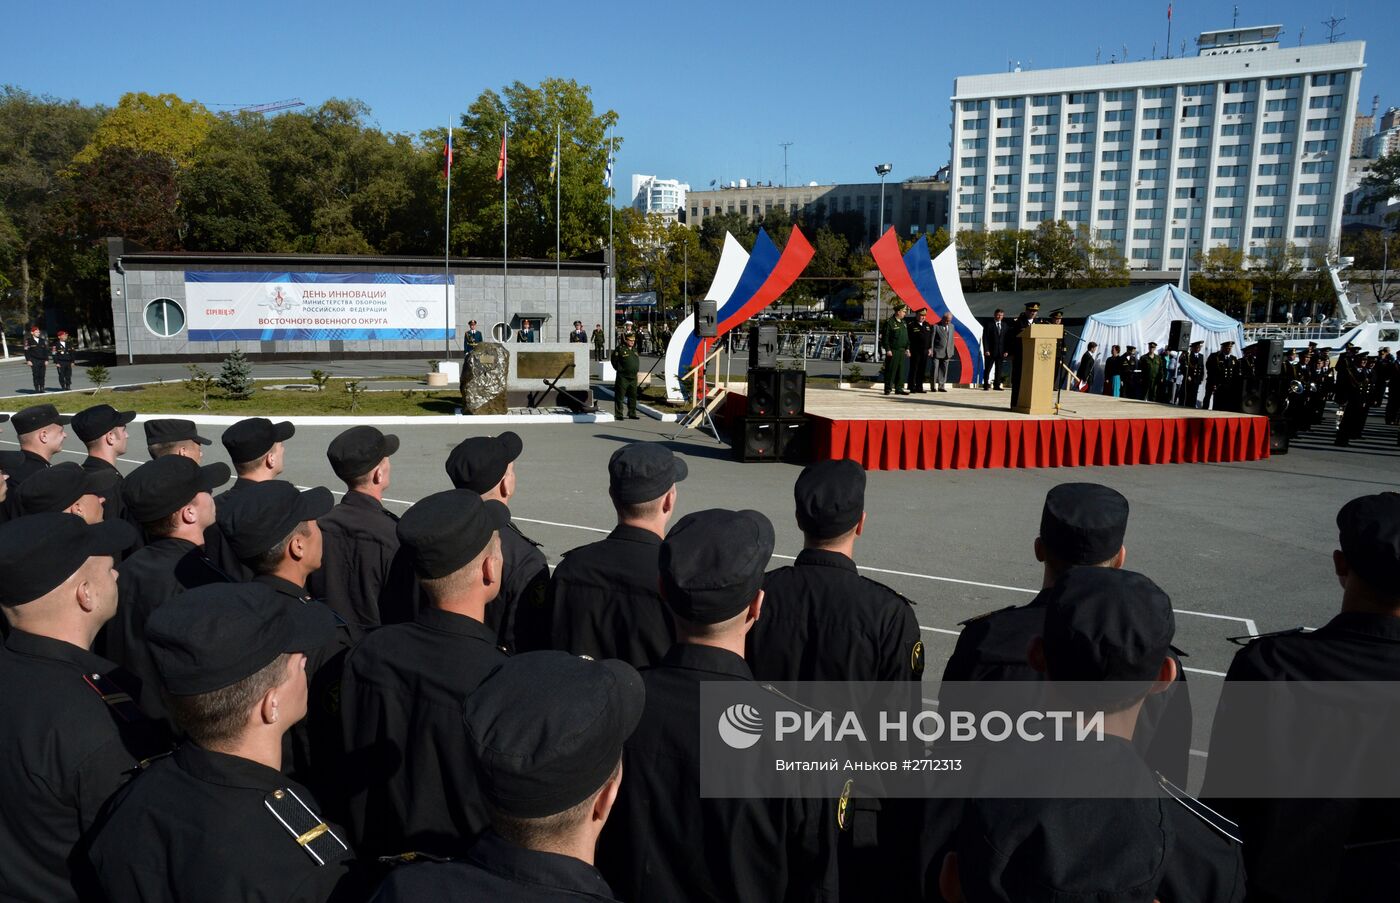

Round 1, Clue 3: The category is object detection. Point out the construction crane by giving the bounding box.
[234,98,305,114]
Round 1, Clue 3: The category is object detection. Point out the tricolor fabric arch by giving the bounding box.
[870,229,984,386]
[664,226,815,400]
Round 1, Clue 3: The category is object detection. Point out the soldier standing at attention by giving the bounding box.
[73,405,137,531]
[906,308,932,393]
[597,508,838,903]
[1006,301,1040,407]
[51,331,76,390]
[0,513,168,903]
[24,324,48,393]
[592,322,606,361]
[340,490,510,857]
[372,651,643,902]
[1205,340,1239,411]
[611,332,640,420]
[311,426,418,632]
[445,432,549,653]
[569,320,588,343]
[86,582,368,902]
[549,443,686,667]
[5,404,69,495]
[882,303,910,396]
[1182,340,1206,408]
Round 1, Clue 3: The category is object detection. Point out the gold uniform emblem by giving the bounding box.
[837,779,853,831]
[911,640,925,675]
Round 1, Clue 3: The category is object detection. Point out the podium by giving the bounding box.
[1013,323,1064,415]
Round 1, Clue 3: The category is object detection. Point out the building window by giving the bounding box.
[1032,113,1059,127]
[1138,167,1167,180]
[1215,165,1246,178]
[1262,120,1295,134]
[1214,185,1247,198]
[1224,80,1258,94]
[144,298,185,338]
[1105,109,1135,122]
[1181,104,1212,118]
[1142,86,1175,100]
[1265,98,1298,112]
[1102,131,1130,144]
[1210,226,1241,240]
[1310,73,1345,88]
[1221,122,1254,136]
[1137,187,1167,200]
[1142,106,1171,120]
[1066,132,1094,144]
[1266,76,1301,90]
[1255,183,1288,197]
[1253,204,1286,218]
[1299,182,1333,196]
[1139,147,1170,161]
[996,116,1024,128]
[1212,206,1243,219]
[1309,95,1343,110]
[1303,139,1338,153]
[1177,165,1207,179]
[1252,226,1285,239]
[1177,145,1208,159]
[1306,117,1340,132]
[1301,160,1335,174]
[1065,151,1093,163]
[1222,101,1255,115]
[1294,225,1328,238]
[1141,127,1168,140]
[1261,141,1295,156]
[1100,168,1129,181]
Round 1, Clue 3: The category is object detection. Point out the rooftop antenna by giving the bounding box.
[1096,46,1102,64]
[1322,15,1345,43]
[1372,94,1381,135]
[778,141,793,187]
[1122,44,1129,63]
[1181,39,1187,57]
[1232,5,1239,28]
[1298,25,1305,45]
[1153,40,1158,59]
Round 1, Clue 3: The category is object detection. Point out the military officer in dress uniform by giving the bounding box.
[939,568,1244,903]
[1203,492,1400,902]
[310,426,418,633]
[373,651,643,902]
[1006,301,1040,407]
[591,323,606,362]
[217,481,351,808]
[882,303,910,396]
[1205,340,1239,411]
[445,432,549,653]
[5,404,69,497]
[906,308,932,393]
[597,508,838,903]
[73,404,137,530]
[0,513,168,903]
[13,462,115,523]
[940,482,1192,785]
[610,332,640,419]
[100,456,232,724]
[569,320,588,343]
[86,582,370,903]
[1181,340,1206,408]
[549,443,685,667]
[23,324,48,392]
[340,489,510,858]
[51,330,75,390]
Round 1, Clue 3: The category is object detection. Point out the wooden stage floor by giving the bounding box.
[799,386,1239,423]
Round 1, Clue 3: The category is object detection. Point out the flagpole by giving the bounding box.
[503,124,509,338]
[444,119,452,357]
[607,122,615,351]
[555,120,562,342]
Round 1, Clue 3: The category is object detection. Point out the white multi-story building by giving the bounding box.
[630,175,690,218]
[950,25,1365,270]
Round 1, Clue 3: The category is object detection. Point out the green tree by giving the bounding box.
[1341,228,1400,307]
[1251,238,1302,322]
[72,92,215,167]
[1360,151,1400,226]
[953,229,990,290]
[0,86,105,322]
[926,226,951,259]
[217,348,255,400]
[1025,221,1080,288]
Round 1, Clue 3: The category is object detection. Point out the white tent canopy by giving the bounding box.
[1072,285,1245,392]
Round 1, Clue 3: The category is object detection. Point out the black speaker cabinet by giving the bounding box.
[1242,378,1287,417]
[746,368,780,416]
[733,417,779,462]
[732,416,809,463]
[775,417,811,464]
[1168,320,1192,354]
[748,324,778,369]
[1268,417,1290,454]
[1248,339,1285,376]
[694,300,718,338]
[777,370,806,417]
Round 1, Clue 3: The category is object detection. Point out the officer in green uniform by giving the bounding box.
[592,324,606,362]
[882,304,910,396]
[611,333,640,420]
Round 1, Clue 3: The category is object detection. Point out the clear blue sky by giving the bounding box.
[6,0,1395,198]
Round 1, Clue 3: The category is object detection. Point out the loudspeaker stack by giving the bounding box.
[735,328,809,462]
[694,301,718,338]
[1168,320,1192,354]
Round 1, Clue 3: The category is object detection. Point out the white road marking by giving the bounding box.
[920,626,962,637]
[1182,667,1228,677]
[1189,749,1210,758]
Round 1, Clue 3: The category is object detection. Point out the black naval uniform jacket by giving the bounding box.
[1203,612,1400,903]
[209,478,259,581]
[940,591,1193,786]
[79,456,135,534]
[749,548,922,682]
[488,519,550,653]
[309,490,419,635]
[339,606,507,857]
[548,523,674,668]
[253,575,356,810]
[4,448,51,494]
[0,630,171,903]
[87,743,365,903]
[100,537,231,723]
[371,831,620,902]
[597,644,838,903]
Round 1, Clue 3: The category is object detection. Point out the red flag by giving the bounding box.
[495,132,506,181]
[1167,3,1172,19]
[442,134,453,179]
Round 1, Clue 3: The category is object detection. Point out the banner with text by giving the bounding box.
[185,272,454,341]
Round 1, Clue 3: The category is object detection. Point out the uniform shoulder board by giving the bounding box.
[863,576,916,607]
[378,851,453,867]
[264,787,351,866]
[508,522,543,549]
[82,672,147,724]
[1156,773,1242,845]
[1227,627,1306,647]
[758,683,821,715]
[957,605,1017,627]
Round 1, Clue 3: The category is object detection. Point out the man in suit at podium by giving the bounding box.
[1006,302,1040,408]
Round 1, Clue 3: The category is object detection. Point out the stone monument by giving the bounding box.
[460,341,509,415]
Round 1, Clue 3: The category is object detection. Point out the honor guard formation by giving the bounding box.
[1,398,1398,902]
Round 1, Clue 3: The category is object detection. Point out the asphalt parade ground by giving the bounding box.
[5,359,1399,790]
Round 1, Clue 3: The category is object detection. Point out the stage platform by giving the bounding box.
[725,386,1271,471]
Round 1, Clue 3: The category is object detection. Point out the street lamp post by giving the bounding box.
[874,163,892,355]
